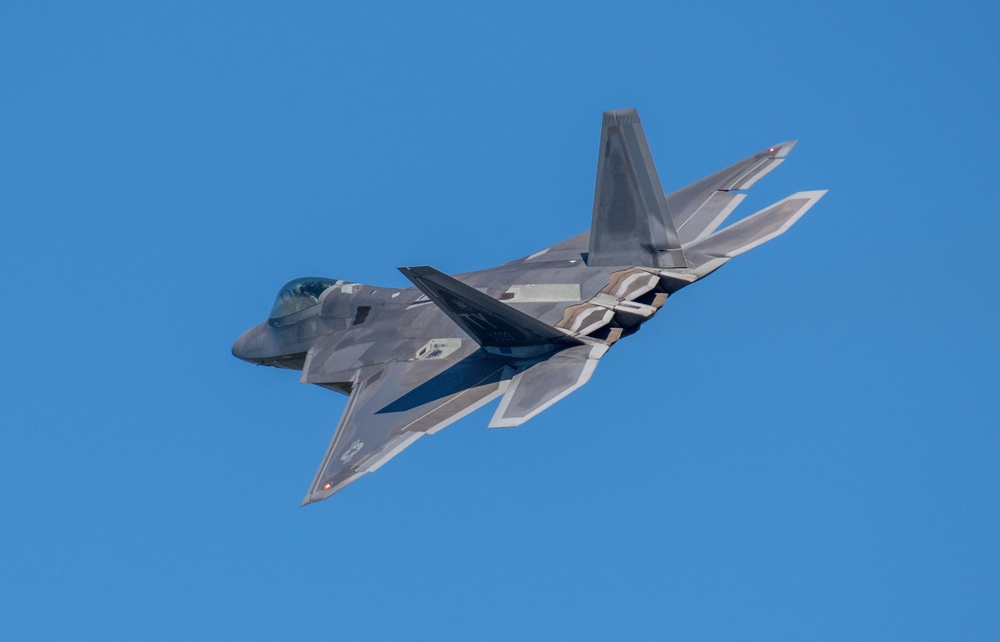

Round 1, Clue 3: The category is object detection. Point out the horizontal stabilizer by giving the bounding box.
[398,266,582,353]
[683,190,826,261]
[489,344,606,428]
[667,141,797,245]
[588,109,686,269]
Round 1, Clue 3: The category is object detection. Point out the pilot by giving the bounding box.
[298,281,328,303]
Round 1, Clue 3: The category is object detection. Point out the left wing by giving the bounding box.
[303,354,510,505]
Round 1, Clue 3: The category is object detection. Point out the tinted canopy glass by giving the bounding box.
[269,277,338,321]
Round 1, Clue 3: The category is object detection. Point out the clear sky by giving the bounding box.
[2,2,998,639]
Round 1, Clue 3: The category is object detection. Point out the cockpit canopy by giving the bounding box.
[268,277,339,325]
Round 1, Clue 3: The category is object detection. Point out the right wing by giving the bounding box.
[303,355,511,505]
[682,190,827,263]
[667,140,797,245]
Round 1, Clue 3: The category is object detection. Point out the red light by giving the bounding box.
[323,483,332,490]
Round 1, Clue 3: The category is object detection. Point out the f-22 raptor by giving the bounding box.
[232,109,825,505]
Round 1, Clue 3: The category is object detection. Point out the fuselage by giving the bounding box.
[231,230,688,392]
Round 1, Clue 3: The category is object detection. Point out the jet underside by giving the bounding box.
[232,109,825,505]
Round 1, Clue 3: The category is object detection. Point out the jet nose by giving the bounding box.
[232,324,265,362]
[232,329,251,361]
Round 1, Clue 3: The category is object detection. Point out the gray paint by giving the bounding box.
[232,109,826,505]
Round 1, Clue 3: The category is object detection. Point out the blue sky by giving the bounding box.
[2,2,998,639]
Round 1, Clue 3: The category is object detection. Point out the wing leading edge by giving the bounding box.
[303,356,510,504]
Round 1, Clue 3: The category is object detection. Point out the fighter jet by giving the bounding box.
[232,109,825,505]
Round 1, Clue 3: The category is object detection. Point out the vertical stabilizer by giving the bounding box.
[588,109,686,269]
[398,266,582,356]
